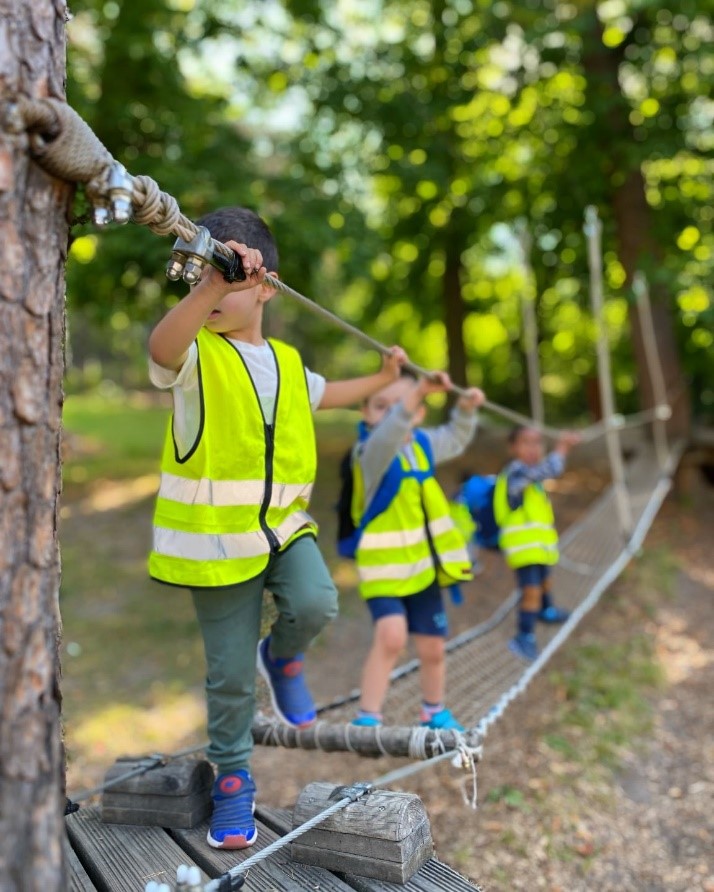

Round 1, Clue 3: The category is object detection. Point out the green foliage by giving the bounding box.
[64,0,713,419]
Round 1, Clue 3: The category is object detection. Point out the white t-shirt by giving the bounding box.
[149,339,326,457]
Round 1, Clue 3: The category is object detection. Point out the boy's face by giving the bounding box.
[202,280,276,336]
[363,378,425,429]
[510,427,543,465]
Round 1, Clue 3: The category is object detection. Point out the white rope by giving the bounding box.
[515,220,545,426]
[633,272,670,469]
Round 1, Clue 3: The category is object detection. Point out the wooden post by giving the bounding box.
[516,221,545,426]
[583,206,633,537]
[291,782,433,884]
[632,272,670,469]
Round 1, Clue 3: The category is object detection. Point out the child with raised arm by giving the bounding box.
[349,370,485,731]
[493,425,581,662]
[147,206,407,851]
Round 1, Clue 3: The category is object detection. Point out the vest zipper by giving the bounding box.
[261,422,280,553]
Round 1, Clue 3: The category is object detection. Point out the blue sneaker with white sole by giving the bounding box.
[538,605,570,624]
[257,636,316,728]
[207,770,257,850]
[508,632,539,662]
[420,708,464,732]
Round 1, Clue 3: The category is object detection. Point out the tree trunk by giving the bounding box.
[581,9,691,436]
[442,237,468,392]
[0,1,72,888]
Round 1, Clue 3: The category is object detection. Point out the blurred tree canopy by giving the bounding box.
[65,0,713,422]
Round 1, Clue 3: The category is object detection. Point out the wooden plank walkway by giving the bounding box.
[66,805,482,892]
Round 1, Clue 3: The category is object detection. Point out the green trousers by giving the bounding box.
[191,536,338,775]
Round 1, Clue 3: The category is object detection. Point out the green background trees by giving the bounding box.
[65,0,713,423]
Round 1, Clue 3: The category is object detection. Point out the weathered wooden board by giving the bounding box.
[258,806,483,892]
[102,757,213,828]
[66,806,208,891]
[65,838,97,891]
[291,782,433,883]
[171,817,356,892]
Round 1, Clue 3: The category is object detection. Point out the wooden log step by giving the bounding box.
[291,782,432,884]
[257,805,483,892]
[66,806,208,891]
[101,757,214,829]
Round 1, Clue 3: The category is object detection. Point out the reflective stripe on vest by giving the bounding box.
[149,331,317,587]
[492,473,559,569]
[353,438,471,598]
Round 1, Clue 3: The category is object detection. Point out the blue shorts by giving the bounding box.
[515,564,551,588]
[365,580,448,637]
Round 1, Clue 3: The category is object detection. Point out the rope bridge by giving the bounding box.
[252,436,683,755]
[16,93,681,769]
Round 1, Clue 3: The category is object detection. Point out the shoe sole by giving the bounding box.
[256,639,316,730]
[206,828,258,850]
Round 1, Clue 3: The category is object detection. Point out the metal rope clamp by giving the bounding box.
[328,780,373,804]
[166,228,247,286]
[88,161,134,226]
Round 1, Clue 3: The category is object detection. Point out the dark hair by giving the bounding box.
[508,424,531,445]
[196,207,279,272]
[400,367,418,382]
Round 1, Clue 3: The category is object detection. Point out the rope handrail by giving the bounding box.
[12,96,673,447]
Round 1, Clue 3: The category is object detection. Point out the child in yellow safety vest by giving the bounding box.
[147,206,408,851]
[349,370,485,731]
[493,425,581,662]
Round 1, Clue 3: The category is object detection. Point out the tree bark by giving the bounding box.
[0,1,72,888]
[442,236,468,393]
[581,10,691,436]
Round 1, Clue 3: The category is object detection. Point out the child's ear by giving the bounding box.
[259,271,278,303]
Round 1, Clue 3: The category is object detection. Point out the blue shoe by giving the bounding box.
[351,715,383,727]
[420,708,464,732]
[257,636,316,729]
[207,770,257,850]
[508,632,539,662]
[538,605,570,624]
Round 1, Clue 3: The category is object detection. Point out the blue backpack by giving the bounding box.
[457,474,500,550]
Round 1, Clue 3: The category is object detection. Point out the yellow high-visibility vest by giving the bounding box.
[353,435,472,599]
[493,472,559,569]
[149,330,316,587]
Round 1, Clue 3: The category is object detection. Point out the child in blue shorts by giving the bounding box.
[493,425,581,661]
[349,369,484,730]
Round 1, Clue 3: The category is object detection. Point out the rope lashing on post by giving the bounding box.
[12,96,671,445]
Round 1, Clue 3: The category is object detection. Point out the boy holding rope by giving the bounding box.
[349,370,485,731]
[147,206,407,850]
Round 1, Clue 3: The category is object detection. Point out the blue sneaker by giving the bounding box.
[538,605,570,624]
[420,708,464,732]
[351,715,383,727]
[508,632,539,662]
[207,770,257,850]
[257,636,316,728]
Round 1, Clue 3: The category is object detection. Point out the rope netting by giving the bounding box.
[254,436,683,747]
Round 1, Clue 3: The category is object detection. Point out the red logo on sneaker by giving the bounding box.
[219,775,243,794]
[282,660,303,677]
